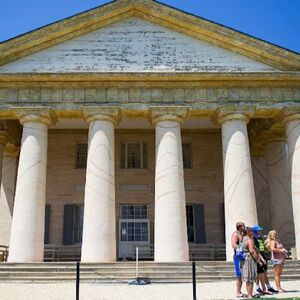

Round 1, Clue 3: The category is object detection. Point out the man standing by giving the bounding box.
[252,225,278,294]
[231,222,246,298]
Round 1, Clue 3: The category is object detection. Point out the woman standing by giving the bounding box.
[265,230,288,293]
[240,227,261,298]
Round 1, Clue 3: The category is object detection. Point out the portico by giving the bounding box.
[0,0,299,263]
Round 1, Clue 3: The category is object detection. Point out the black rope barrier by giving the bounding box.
[192,261,197,300]
[76,261,80,300]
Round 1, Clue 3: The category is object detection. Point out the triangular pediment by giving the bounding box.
[0,0,299,72]
[0,17,279,73]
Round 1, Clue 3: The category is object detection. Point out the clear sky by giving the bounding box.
[0,0,299,53]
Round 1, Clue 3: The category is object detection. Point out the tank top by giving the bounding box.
[272,240,285,261]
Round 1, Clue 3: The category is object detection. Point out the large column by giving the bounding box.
[251,155,270,231]
[283,110,300,259]
[151,107,189,262]
[264,138,295,244]
[8,110,54,262]
[216,109,258,261]
[0,145,19,247]
[81,107,120,262]
[0,132,8,187]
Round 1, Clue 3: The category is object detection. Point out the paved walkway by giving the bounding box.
[0,280,300,300]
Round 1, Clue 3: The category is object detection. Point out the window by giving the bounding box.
[182,143,192,169]
[121,205,148,219]
[121,142,147,169]
[63,204,84,245]
[186,205,195,243]
[120,205,149,242]
[75,144,87,169]
[120,221,149,242]
[73,205,84,244]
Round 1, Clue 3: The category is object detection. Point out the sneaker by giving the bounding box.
[256,288,263,293]
[268,287,278,293]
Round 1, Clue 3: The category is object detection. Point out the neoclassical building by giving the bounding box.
[0,0,299,262]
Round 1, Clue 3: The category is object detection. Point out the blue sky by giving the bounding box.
[0,0,299,53]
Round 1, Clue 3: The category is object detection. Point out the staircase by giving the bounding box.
[0,261,300,283]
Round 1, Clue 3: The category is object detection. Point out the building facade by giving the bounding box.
[0,0,299,262]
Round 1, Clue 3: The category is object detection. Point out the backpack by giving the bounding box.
[236,242,245,261]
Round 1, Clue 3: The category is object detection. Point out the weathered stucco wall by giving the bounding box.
[0,18,277,73]
[46,130,224,246]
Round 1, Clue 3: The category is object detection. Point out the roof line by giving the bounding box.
[153,0,299,55]
[0,0,299,55]
[0,0,118,44]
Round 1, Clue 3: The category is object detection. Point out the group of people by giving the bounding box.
[231,222,289,299]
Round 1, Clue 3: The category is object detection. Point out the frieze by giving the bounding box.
[0,86,299,105]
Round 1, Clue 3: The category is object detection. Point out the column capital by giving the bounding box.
[260,129,286,145]
[251,144,265,157]
[13,108,57,126]
[212,107,255,125]
[149,106,188,125]
[0,131,9,146]
[4,143,20,157]
[82,106,121,125]
[277,107,300,124]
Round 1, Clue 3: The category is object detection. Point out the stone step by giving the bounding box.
[1,262,299,267]
[0,265,299,272]
[1,268,299,274]
[1,274,300,283]
[1,261,300,283]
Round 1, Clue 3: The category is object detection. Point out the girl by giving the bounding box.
[240,227,261,298]
[265,230,288,293]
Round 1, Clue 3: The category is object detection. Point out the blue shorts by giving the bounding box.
[233,254,242,278]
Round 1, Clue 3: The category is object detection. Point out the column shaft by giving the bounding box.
[221,118,258,261]
[285,119,300,259]
[265,142,295,243]
[0,144,3,186]
[154,120,189,262]
[8,121,48,262]
[81,120,116,262]
[0,147,18,246]
[0,131,8,187]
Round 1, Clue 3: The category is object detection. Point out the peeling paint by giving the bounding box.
[0,18,278,73]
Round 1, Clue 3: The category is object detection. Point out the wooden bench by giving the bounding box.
[131,243,226,261]
[0,245,9,262]
[133,244,154,260]
[44,245,81,261]
[44,244,57,261]
[189,244,226,261]
[55,246,81,261]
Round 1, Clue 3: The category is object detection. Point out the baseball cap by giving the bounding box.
[252,225,263,232]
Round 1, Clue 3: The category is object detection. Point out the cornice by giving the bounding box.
[0,0,299,70]
[1,73,300,90]
[1,72,300,85]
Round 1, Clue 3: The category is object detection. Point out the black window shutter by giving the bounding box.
[143,142,147,169]
[63,205,74,245]
[194,204,206,244]
[220,203,225,243]
[44,204,51,244]
[120,143,126,168]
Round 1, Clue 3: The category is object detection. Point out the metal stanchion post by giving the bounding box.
[192,261,197,300]
[76,261,80,300]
